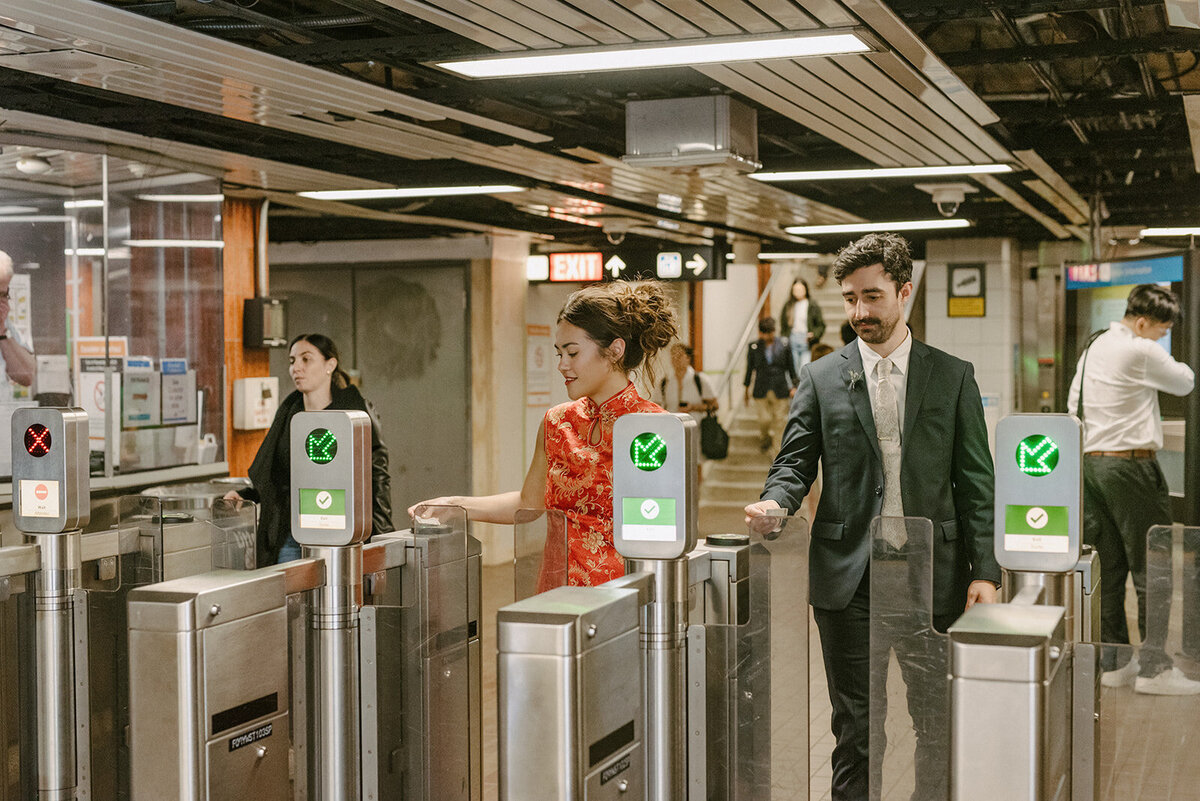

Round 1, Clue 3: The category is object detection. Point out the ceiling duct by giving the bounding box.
[623,96,760,173]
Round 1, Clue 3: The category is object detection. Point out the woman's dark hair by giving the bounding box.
[557,280,679,390]
[832,232,913,289]
[290,333,351,390]
[1124,284,1181,324]
[780,278,812,337]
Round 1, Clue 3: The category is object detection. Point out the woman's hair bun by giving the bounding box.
[557,280,679,387]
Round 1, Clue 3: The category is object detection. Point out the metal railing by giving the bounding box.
[711,264,787,427]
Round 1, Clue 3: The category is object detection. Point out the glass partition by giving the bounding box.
[0,147,226,480]
[1094,525,1200,799]
[744,508,811,801]
[868,516,948,801]
[513,507,568,600]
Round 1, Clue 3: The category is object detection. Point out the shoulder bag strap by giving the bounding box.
[1076,329,1106,420]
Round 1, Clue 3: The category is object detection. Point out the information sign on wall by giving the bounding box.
[947,263,986,318]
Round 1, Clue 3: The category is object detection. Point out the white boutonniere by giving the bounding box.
[846,370,863,391]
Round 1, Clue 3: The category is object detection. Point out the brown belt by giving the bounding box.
[1084,449,1156,459]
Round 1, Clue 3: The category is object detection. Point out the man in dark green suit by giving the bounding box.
[745,233,1000,801]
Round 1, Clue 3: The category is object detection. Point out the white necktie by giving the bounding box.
[874,357,906,548]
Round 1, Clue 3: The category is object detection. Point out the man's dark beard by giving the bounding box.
[852,315,897,344]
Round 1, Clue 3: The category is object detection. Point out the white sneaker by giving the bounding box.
[1134,667,1200,696]
[1100,657,1139,688]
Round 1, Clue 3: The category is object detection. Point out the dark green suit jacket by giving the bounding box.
[760,338,1001,615]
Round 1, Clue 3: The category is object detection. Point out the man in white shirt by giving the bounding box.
[1068,283,1198,695]
[0,250,35,389]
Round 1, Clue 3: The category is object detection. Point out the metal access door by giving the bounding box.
[268,262,472,506]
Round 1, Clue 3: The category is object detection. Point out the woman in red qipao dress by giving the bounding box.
[409,280,678,586]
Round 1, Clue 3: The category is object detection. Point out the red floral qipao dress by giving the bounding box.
[542,382,664,587]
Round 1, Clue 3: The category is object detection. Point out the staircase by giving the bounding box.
[697,264,847,535]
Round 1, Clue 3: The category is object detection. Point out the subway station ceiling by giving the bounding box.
[0,0,1197,254]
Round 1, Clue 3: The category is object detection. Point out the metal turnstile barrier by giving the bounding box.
[499,505,808,801]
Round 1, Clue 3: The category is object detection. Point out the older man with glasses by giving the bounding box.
[0,250,35,389]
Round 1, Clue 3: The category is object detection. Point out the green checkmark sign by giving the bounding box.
[1005,504,1068,537]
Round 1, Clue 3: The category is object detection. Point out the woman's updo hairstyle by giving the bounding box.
[557,280,679,389]
[290,333,352,390]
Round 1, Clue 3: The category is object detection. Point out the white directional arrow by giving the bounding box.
[605,254,626,278]
[686,254,708,276]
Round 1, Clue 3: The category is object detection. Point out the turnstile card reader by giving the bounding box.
[128,569,291,801]
[289,410,372,545]
[994,414,1083,573]
[613,413,697,560]
[498,586,643,801]
[12,408,89,533]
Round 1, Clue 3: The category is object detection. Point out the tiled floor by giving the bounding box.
[476,517,1200,801]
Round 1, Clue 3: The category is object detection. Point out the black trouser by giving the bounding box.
[1082,453,1174,676]
[812,569,958,801]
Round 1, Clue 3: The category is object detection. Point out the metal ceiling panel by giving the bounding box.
[0,108,394,193]
[787,0,858,28]
[697,64,900,165]
[651,0,745,36]
[754,59,952,163]
[739,0,818,30]
[0,1,553,144]
[605,0,705,38]
[1013,149,1090,218]
[556,0,672,42]
[504,0,633,44]
[701,0,781,34]
[837,0,999,126]
[433,0,598,46]
[974,174,1072,240]
[369,0,527,50]
[1022,179,1089,226]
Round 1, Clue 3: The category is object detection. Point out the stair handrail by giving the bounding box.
[711,264,786,425]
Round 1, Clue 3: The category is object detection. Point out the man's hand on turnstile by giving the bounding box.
[744,499,786,538]
[966,580,998,609]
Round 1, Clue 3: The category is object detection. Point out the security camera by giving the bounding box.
[914,182,978,218]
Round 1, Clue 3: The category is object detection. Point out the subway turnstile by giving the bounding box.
[0,408,259,801]
[499,413,804,800]
[127,569,292,801]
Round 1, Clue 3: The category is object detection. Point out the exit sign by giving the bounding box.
[549,252,602,282]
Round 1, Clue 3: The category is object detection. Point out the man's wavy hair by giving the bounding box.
[831,233,913,290]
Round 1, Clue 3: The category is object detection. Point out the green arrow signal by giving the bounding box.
[630,432,667,471]
[306,428,338,464]
[1016,435,1059,477]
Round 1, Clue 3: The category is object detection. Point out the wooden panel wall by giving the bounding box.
[222,198,270,476]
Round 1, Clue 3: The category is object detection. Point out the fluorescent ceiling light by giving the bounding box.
[63,199,104,209]
[758,252,821,260]
[64,248,107,257]
[297,185,525,201]
[435,30,872,79]
[753,164,1013,182]
[526,255,550,281]
[1139,227,1200,236]
[124,239,225,248]
[0,206,38,215]
[786,219,971,235]
[137,194,225,203]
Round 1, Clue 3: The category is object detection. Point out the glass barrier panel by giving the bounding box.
[744,508,811,801]
[399,507,471,800]
[868,516,948,801]
[0,562,36,800]
[1092,525,1200,800]
[209,498,257,570]
[514,508,568,600]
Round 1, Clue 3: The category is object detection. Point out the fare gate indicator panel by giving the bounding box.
[289,410,372,546]
[11,407,89,533]
[994,414,1082,573]
[613,413,697,560]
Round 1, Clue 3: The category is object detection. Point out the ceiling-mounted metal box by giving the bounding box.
[623,95,760,172]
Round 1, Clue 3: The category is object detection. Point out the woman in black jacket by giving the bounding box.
[226,333,392,565]
[779,277,826,372]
